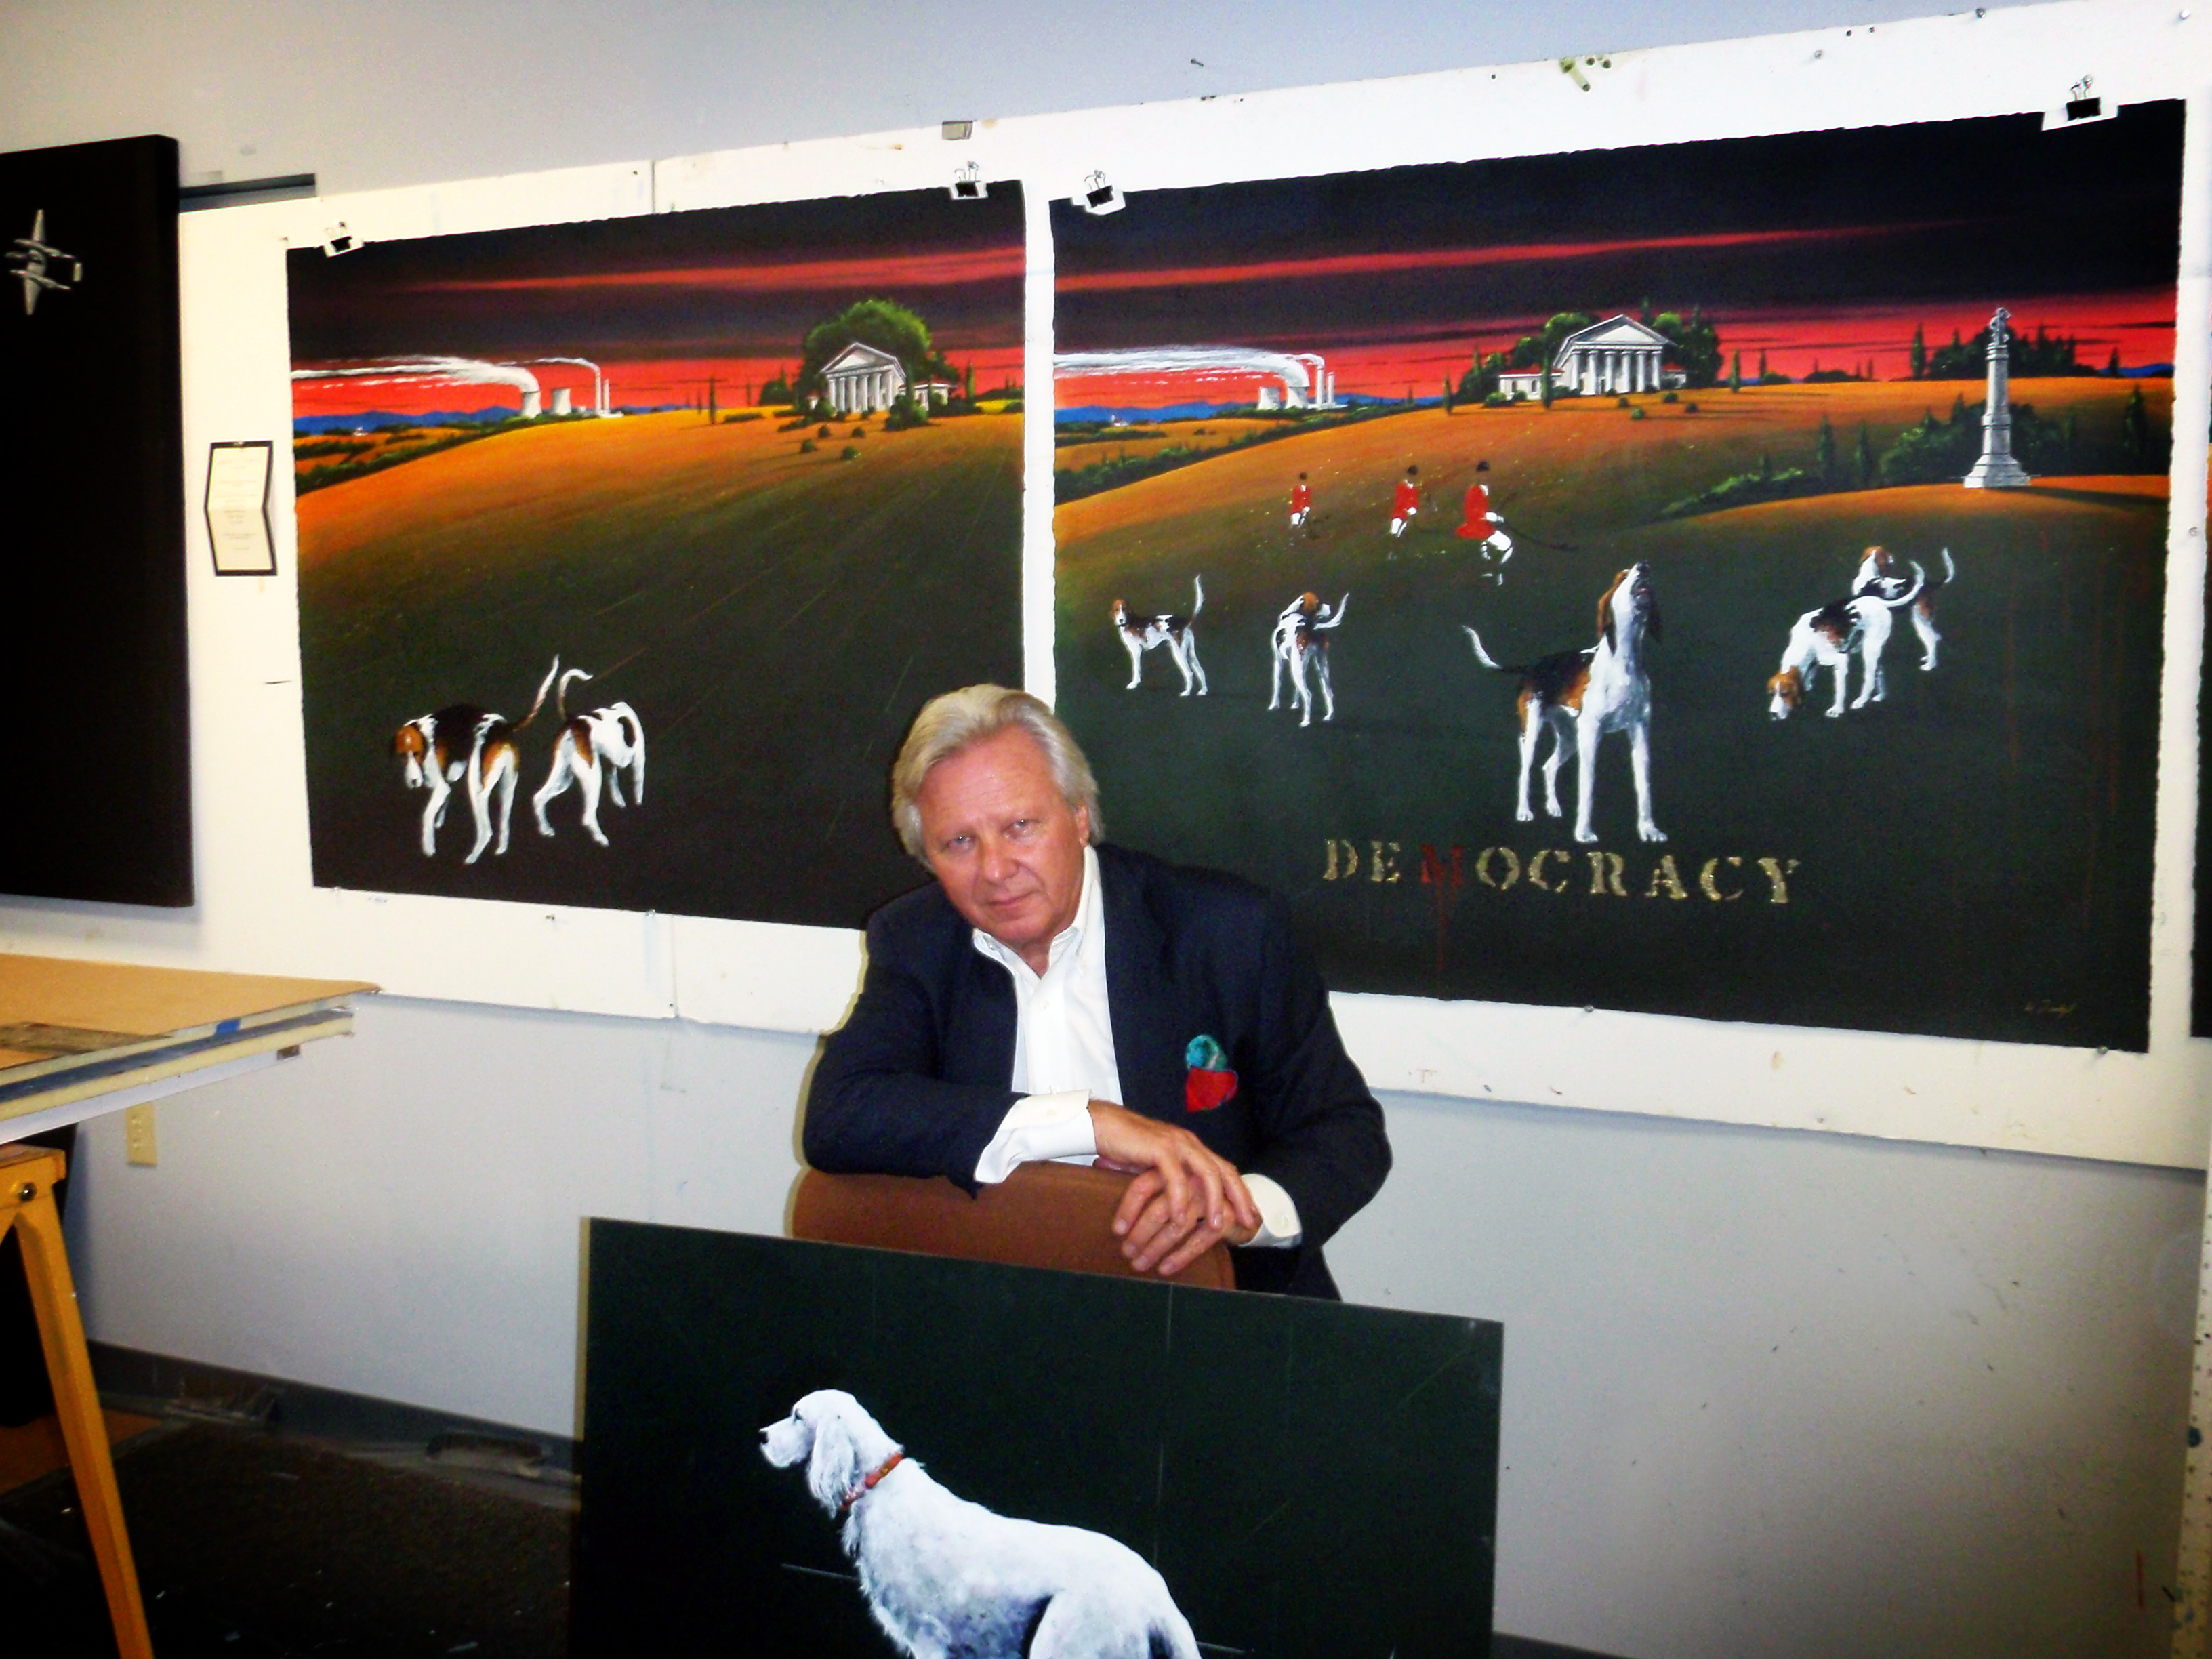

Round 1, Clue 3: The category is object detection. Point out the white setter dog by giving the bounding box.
[1111,577,1208,695]
[1854,544,1953,670]
[1268,590,1348,727]
[1465,563,1665,843]
[1767,562,1925,720]
[532,668,646,845]
[392,658,559,863]
[763,1390,1198,1659]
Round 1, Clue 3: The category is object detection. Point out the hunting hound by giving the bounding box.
[1269,590,1349,727]
[1853,544,1954,670]
[1767,562,1927,720]
[1465,563,1665,844]
[392,658,559,863]
[1111,576,1208,695]
[532,668,646,846]
[762,1390,1199,1659]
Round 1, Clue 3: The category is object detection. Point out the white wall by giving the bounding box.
[67,995,2200,1659]
[5,4,2202,1657]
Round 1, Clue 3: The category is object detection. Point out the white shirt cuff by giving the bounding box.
[975,1091,1097,1183]
[1241,1174,1302,1248]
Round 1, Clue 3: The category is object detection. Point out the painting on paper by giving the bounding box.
[1053,106,2182,1048]
[291,185,1025,927]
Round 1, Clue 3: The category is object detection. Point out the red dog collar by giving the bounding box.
[837,1450,905,1521]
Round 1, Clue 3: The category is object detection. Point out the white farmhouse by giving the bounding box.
[1496,314,1684,398]
[821,341,907,414]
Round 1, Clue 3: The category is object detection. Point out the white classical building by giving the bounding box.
[1496,314,1682,398]
[821,341,907,413]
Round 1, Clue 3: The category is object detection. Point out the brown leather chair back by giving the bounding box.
[789,1161,1235,1290]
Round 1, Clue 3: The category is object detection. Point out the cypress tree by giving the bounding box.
[1910,325,1926,380]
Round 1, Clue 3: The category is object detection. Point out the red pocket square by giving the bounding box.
[1185,1065,1239,1113]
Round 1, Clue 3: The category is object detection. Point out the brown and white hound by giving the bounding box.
[1767,562,1926,720]
[1269,590,1349,727]
[392,657,559,863]
[533,667,647,846]
[1465,563,1665,843]
[1853,544,1953,670]
[1111,576,1208,695]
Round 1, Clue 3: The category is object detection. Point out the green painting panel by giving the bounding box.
[577,1224,1502,1658]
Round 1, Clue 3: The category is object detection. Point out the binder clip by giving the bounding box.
[1073,171,1124,217]
[949,163,987,203]
[321,222,361,257]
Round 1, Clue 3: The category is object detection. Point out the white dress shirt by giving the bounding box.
[968,846,1300,1246]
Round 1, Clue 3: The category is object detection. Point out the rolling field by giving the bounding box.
[300,409,1022,926]
[1054,380,2169,1046]
[1055,417,1281,465]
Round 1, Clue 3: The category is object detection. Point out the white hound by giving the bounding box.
[1111,577,1208,695]
[1465,563,1665,844]
[1269,590,1348,727]
[393,657,559,863]
[762,1390,1198,1659]
[532,668,646,846]
[1854,544,1954,670]
[1767,562,1926,720]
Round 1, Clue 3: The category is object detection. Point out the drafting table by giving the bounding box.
[0,955,375,1658]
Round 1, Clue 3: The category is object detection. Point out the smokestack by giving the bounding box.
[520,388,542,419]
[550,386,572,416]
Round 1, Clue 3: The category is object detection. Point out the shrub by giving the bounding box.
[1616,396,1631,409]
[818,424,833,438]
[1483,390,1509,407]
[720,411,764,424]
[1661,390,1678,404]
[1629,407,1646,420]
[1685,402,1699,413]
[1660,464,1816,518]
[840,444,860,461]
[849,426,867,437]
[799,438,817,453]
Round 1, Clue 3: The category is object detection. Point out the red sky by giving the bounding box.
[1052,291,2175,410]
[407,245,1025,298]
[1054,224,1951,296]
[291,346,1028,421]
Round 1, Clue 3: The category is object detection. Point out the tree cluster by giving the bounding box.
[1917,319,2097,381]
[794,299,958,403]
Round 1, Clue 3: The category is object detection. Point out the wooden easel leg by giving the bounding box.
[2,1148,155,1659]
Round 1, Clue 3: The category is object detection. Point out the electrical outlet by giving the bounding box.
[124,1103,158,1166]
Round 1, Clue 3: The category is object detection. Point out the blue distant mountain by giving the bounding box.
[1056,402,1245,424]
[293,407,515,435]
[2121,363,2174,378]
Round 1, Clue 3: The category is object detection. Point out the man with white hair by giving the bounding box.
[804,685,1389,1297]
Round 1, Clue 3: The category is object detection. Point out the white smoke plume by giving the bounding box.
[1054,345,1312,392]
[291,356,542,394]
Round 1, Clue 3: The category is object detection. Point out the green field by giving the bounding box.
[300,407,1021,927]
[1054,381,2169,1047]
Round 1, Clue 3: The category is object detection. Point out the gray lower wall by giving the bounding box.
[62,994,2201,1659]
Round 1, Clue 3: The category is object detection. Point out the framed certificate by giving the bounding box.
[204,439,275,576]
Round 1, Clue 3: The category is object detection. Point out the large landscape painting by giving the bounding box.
[291,186,1024,927]
[1053,106,2183,1049]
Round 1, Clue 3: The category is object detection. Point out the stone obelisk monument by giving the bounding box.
[1963,304,2032,488]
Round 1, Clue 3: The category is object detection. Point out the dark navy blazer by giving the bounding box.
[804,843,1391,1298]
